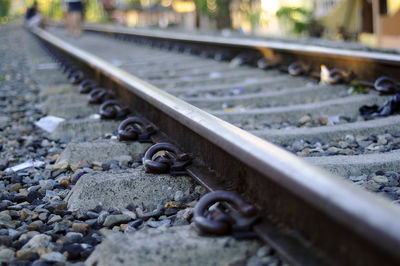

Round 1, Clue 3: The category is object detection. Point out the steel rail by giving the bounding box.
[84,23,400,82]
[31,26,400,266]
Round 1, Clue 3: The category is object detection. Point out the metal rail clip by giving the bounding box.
[194,190,259,238]
[374,76,400,94]
[99,100,130,119]
[118,117,157,142]
[88,88,115,104]
[288,61,310,76]
[79,79,97,94]
[327,68,352,84]
[68,70,84,85]
[143,143,191,175]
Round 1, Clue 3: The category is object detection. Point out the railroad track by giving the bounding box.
[2,23,400,265]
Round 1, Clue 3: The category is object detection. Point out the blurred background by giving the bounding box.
[1,0,399,50]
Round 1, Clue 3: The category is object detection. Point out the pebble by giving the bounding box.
[297,115,312,126]
[47,214,62,225]
[40,251,66,264]
[0,248,15,261]
[103,214,132,228]
[72,222,89,234]
[23,234,51,249]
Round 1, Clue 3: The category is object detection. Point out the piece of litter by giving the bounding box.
[35,116,65,133]
[327,115,340,125]
[5,160,45,173]
[209,72,221,79]
[88,114,101,120]
[37,63,58,70]
[320,65,330,85]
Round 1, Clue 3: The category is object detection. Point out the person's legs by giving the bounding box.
[69,12,82,37]
[74,11,82,37]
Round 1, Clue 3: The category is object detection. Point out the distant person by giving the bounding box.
[65,0,84,37]
[25,1,43,28]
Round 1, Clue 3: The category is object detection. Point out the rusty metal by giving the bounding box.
[79,79,97,94]
[69,70,85,84]
[374,76,400,94]
[288,62,309,76]
[118,116,156,142]
[143,143,191,175]
[327,69,353,84]
[194,190,257,235]
[88,87,115,104]
[99,99,130,119]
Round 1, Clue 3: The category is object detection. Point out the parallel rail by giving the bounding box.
[31,26,400,266]
[85,24,400,82]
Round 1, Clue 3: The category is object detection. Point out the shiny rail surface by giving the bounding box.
[30,26,400,266]
[85,24,400,82]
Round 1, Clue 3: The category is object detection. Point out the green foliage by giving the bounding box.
[0,0,11,18]
[350,81,368,94]
[276,6,313,35]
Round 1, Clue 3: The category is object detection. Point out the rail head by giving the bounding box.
[85,24,400,66]
[31,26,400,265]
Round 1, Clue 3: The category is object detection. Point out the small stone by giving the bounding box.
[103,214,132,228]
[147,219,171,228]
[38,212,48,221]
[298,115,312,126]
[327,147,340,154]
[377,135,388,145]
[97,211,109,225]
[373,175,388,184]
[72,222,89,234]
[64,232,83,245]
[0,211,14,228]
[52,160,69,171]
[27,220,44,231]
[16,248,37,260]
[27,191,43,203]
[0,235,12,247]
[318,115,328,125]
[39,180,55,190]
[338,141,349,149]
[24,234,51,249]
[40,251,66,263]
[9,183,22,192]
[176,208,193,221]
[128,219,143,229]
[364,180,380,192]
[174,190,184,202]
[0,248,15,261]
[47,215,62,225]
[86,211,99,219]
[60,177,70,188]
[124,225,136,233]
[344,134,355,143]
[117,155,132,168]
[291,140,304,151]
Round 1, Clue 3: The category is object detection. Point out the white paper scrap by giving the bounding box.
[88,114,101,120]
[35,116,65,133]
[5,160,45,173]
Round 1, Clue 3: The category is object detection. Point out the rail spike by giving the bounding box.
[118,117,156,142]
[143,143,191,175]
[194,190,258,236]
[99,99,130,119]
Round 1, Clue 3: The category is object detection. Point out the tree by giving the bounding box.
[0,0,11,18]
